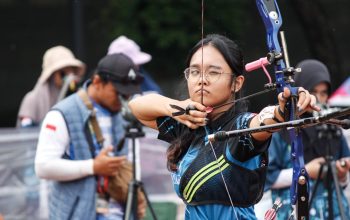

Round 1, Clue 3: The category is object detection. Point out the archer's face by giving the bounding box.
[187,45,243,108]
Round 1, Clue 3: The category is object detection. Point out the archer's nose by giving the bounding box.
[197,74,209,85]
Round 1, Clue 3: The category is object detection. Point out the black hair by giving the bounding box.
[186,34,244,77]
[166,34,246,172]
[89,71,111,86]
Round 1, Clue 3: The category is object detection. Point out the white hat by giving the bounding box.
[38,46,86,84]
[107,35,152,65]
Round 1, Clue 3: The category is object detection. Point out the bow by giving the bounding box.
[185,1,307,217]
[255,1,309,219]
[172,1,307,218]
[254,1,310,219]
[204,1,309,219]
[202,1,350,219]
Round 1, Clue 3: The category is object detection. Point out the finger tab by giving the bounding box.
[185,104,196,114]
[205,106,213,113]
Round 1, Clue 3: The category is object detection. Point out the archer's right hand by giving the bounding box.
[169,100,208,129]
[93,146,126,176]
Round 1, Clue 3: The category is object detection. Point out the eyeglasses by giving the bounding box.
[184,67,233,83]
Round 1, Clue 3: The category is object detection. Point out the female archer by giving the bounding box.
[129,34,319,219]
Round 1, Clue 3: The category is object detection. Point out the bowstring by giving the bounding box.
[201,0,204,105]
[207,134,239,219]
[201,1,237,218]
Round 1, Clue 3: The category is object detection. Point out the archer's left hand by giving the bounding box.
[277,87,320,119]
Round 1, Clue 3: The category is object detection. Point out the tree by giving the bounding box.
[290,0,342,88]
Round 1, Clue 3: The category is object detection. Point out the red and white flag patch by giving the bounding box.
[45,124,57,131]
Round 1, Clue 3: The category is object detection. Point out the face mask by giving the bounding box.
[57,74,77,102]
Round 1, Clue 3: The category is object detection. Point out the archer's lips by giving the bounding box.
[195,89,209,94]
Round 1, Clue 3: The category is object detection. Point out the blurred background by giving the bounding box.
[1,0,350,127]
[1,1,350,219]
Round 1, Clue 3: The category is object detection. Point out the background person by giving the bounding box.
[266,59,350,219]
[17,45,86,127]
[108,35,162,94]
[35,53,145,220]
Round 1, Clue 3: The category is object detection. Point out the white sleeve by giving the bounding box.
[271,168,293,189]
[35,110,94,181]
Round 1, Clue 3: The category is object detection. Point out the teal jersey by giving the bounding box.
[158,109,270,220]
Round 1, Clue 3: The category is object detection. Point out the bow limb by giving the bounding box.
[256,1,309,219]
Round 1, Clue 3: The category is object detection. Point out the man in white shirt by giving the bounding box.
[35,53,145,220]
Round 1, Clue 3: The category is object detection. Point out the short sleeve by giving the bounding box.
[230,113,271,161]
[156,116,185,143]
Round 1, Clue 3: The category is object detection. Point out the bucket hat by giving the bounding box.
[38,46,86,84]
[107,36,151,65]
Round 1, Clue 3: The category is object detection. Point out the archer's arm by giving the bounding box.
[129,93,207,130]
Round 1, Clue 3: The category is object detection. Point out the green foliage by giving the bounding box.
[89,0,247,95]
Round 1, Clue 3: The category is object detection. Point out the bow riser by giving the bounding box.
[256,0,309,219]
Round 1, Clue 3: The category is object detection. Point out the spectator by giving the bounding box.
[266,59,350,219]
[108,35,162,94]
[35,53,145,220]
[17,45,86,127]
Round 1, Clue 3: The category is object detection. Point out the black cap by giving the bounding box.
[96,53,144,95]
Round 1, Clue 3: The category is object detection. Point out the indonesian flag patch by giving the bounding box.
[45,124,57,131]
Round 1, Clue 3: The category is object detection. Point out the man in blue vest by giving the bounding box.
[35,53,145,220]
